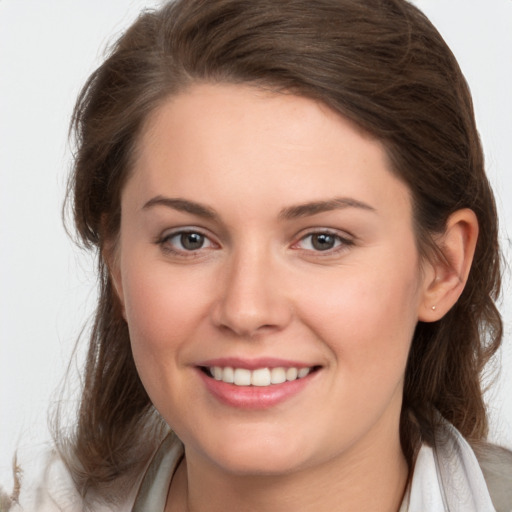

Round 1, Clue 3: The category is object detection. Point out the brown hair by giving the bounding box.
[63,0,502,498]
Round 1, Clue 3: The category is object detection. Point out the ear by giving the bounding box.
[102,236,127,320]
[418,208,479,322]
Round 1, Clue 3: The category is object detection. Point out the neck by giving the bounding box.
[166,429,408,512]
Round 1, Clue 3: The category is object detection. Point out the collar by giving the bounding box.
[404,418,496,511]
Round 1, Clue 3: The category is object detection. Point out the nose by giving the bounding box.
[211,247,292,338]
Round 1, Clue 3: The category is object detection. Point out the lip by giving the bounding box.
[195,357,319,409]
[196,357,312,370]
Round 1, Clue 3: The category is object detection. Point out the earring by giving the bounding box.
[431,305,436,311]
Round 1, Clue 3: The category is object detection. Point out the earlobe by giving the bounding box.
[418,209,479,322]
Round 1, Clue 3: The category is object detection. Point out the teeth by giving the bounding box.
[286,367,298,381]
[223,366,234,383]
[234,368,251,386]
[208,366,313,386]
[270,367,286,384]
[251,368,271,386]
[298,367,310,378]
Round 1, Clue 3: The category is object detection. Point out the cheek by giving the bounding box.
[119,263,216,427]
[297,256,422,378]
[120,262,209,370]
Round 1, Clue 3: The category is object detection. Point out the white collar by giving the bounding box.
[404,419,496,511]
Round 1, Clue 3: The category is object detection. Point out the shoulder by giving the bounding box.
[1,446,82,512]
[2,445,136,512]
[426,415,512,511]
[474,442,512,512]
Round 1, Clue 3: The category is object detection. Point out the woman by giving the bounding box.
[3,0,511,510]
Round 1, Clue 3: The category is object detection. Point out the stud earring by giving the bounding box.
[431,305,436,311]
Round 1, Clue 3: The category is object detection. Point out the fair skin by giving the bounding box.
[110,83,478,511]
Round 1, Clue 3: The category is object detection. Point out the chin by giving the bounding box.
[213,450,307,477]
[191,431,313,476]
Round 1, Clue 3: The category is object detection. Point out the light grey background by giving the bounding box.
[1,0,511,491]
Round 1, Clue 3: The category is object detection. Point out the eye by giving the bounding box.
[174,232,208,251]
[295,231,353,252]
[158,229,216,254]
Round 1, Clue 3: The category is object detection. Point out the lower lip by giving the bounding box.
[197,369,316,409]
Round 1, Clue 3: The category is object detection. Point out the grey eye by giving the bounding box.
[158,229,216,255]
[179,232,206,250]
[310,233,337,251]
[295,231,353,253]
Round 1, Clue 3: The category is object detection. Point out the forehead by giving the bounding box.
[140,83,379,158]
[128,83,411,220]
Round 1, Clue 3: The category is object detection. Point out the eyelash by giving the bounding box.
[155,228,355,257]
[293,230,355,255]
[155,228,217,257]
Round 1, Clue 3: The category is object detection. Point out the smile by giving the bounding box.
[206,366,313,386]
[197,361,321,409]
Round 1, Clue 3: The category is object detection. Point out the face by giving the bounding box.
[113,83,432,476]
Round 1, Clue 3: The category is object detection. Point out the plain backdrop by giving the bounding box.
[1,0,511,491]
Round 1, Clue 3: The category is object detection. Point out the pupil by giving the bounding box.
[181,232,204,250]
[312,233,335,251]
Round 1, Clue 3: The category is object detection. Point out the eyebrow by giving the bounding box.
[279,197,376,219]
[142,195,376,220]
[142,196,219,220]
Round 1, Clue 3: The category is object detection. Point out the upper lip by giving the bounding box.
[196,357,317,370]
